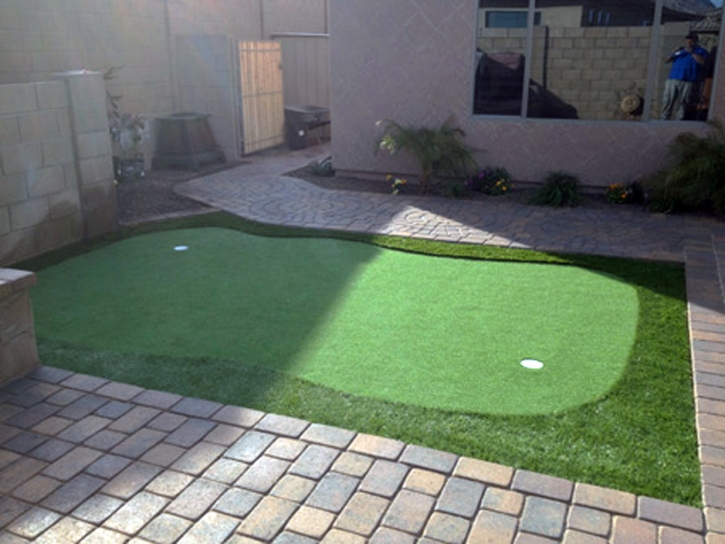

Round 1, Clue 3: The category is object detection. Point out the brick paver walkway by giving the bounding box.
[3,144,725,543]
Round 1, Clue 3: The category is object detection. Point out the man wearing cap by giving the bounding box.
[661,33,709,120]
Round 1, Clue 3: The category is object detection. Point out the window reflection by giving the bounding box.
[530,0,655,120]
[528,23,579,119]
[474,0,722,122]
[474,47,527,115]
[656,7,721,121]
[474,1,528,115]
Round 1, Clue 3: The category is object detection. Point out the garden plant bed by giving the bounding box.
[118,152,711,228]
[288,163,725,221]
[286,165,621,211]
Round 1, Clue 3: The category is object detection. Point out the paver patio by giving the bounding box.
[2,144,725,542]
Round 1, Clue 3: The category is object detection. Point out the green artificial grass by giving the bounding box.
[19,212,699,505]
[31,227,638,416]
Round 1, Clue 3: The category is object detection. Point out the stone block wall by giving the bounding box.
[0,71,116,266]
[540,26,651,121]
[0,268,39,385]
[0,1,173,113]
[0,79,80,264]
[263,0,328,36]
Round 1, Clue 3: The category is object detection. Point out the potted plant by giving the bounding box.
[105,67,148,182]
[109,113,148,182]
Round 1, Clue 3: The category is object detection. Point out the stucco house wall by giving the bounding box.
[329,0,722,188]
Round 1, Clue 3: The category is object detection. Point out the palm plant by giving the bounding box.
[646,120,725,214]
[375,118,477,194]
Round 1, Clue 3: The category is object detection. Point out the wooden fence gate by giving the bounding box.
[238,41,285,154]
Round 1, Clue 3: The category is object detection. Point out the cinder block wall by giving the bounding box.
[0,1,174,111]
[0,71,116,266]
[174,35,239,163]
[0,79,80,264]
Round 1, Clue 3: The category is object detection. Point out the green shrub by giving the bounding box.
[442,181,468,198]
[645,120,725,214]
[529,171,582,207]
[309,156,335,177]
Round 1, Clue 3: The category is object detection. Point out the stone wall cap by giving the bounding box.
[0,268,38,294]
[53,69,101,78]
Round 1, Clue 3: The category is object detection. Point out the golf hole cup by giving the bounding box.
[521,359,544,370]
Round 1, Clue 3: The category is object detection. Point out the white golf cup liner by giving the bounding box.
[520,359,544,370]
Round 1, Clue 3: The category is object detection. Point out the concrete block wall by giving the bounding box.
[0,79,80,264]
[263,0,328,36]
[0,268,39,385]
[56,71,117,241]
[0,0,173,110]
[175,35,239,163]
[169,0,328,40]
[169,0,262,42]
[0,71,116,266]
[540,26,651,121]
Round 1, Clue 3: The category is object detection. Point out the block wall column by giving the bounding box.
[0,269,39,384]
[53,71,118,239]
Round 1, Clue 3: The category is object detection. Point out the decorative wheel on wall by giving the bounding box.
[620,93,643,116]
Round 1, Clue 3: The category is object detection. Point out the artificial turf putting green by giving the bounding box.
[31,227,638,415]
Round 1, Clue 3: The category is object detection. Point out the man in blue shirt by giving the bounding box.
[661,33,709,120]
